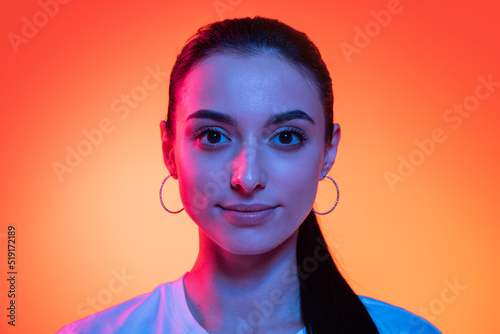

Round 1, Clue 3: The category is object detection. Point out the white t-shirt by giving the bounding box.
[57,272,441,333]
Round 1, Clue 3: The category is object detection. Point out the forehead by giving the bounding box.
[177,53,323,125]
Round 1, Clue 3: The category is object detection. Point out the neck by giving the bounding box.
[183,228,304,333]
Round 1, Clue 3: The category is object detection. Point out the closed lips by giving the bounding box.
[219,204,277,212]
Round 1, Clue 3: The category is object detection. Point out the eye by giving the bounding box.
[194,127,231,148]
[269,127,308,149]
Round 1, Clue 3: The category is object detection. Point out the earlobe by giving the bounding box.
[160,120,178,179]
[320,123,341,178]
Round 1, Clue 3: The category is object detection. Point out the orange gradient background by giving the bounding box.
[1,0,498,333]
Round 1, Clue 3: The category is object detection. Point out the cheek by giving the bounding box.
[284,169,319,211]
[272,148,323,210]
[176,148,228,217]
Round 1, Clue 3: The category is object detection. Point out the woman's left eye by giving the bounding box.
[269,128,308,148]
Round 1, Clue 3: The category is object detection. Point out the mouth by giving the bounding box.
[219,203,278,212]
[218,204,278,225]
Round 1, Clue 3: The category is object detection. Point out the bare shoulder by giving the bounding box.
[359,296,442,334]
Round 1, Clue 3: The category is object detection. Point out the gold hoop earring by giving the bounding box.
[159,175,184,214]
[312,175,339,215]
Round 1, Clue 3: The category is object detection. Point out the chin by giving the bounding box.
[218,231,297,257]
[229,244,275,256]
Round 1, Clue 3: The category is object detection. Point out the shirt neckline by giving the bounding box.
[171,272,306,334]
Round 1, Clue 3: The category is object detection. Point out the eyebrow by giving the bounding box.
[186,109,315,126]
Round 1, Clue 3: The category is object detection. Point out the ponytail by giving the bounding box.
[297,211,380,333]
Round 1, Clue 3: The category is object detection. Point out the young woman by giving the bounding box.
[58,17,441,333]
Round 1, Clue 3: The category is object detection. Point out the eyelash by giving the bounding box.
[193,126,231,149]
[193,126,309,150]
[270,127,309,150]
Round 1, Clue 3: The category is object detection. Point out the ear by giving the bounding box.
[160,120,178,179]
[320,123,341,179]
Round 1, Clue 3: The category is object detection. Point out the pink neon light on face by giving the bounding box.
[172,53,334,255]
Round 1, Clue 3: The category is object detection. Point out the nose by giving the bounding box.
[230,140,266,194]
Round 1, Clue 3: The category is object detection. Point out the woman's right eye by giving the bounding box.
[194,127,231,148]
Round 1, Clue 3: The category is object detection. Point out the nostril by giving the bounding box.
[230,174,264,194]
[229,145,266,192]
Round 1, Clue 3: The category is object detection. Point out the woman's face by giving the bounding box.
[162,53,339,255]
